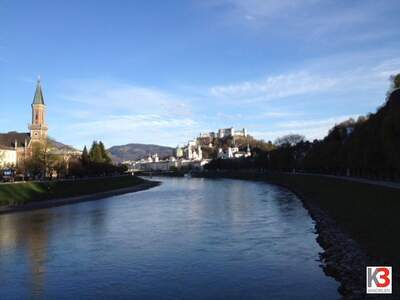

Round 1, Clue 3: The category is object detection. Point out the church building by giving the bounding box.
[0,79,49,167]
[29,79,48,142]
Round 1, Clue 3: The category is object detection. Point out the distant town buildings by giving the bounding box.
[185,140,203,161]
[125,138,208,172]
[123,127,252,173]
[217,145,251,159]
[175,146,184,158]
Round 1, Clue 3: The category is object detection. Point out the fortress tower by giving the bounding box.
[29,79,48,142]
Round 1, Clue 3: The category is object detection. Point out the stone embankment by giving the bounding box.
[192,170,400,299]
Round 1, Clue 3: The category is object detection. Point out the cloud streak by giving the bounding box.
[209,56,400,104]
[276,115,359,130]
[207,0,319,22]
[252,114,359,141]
[53,57,400,148]
[210,72,337,101]
[60,80,192,117]
[72,114,197,134]
[201,0,400,48]
[54,79,200,147]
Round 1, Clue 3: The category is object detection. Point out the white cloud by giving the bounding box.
[214,0,319,21]
[210,71,337,101]
[373,58,400,80]
[55,80,199,147]
[53,55,400,148]
[253,114,359,142]
[259,111,300,118]
[200,0,399,48]
[209,56,400,104]
[72,114,197,134]
[60,80,192,117]
[276,115,359,130]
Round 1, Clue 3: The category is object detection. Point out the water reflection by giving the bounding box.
[0,177,339,299]
[0,212,52,298]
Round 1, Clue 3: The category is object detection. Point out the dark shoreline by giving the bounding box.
[192,170,399,299]
[296,190,367,299]
[0,180,160,215]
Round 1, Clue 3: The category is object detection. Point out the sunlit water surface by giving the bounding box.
[0,177,339,299]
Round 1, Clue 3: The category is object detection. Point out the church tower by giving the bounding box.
[29,78,48,142]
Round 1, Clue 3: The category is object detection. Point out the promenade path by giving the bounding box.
[295,172,400,190]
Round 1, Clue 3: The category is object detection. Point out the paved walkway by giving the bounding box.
[294,172,400,190]
[0,175,128,185]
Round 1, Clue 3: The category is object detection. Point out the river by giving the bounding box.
[0,177,339,299]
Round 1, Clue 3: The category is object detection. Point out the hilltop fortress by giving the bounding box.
[199,127,247,139]
[125,127,252,172]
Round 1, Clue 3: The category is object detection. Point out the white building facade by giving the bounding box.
[0,147,17,168]
[200,127,248,139]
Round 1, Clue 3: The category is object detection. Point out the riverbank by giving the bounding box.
[192,170,400,299]
[139,170,185,177]
[0,176,160,214]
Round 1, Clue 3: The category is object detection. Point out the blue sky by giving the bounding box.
[0,0,399,149]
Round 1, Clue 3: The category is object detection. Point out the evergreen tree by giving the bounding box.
[82,146,89,165]
[89,141,103,163]
[99,141,112,164]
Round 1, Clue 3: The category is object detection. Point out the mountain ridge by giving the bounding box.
[108,143,174,162]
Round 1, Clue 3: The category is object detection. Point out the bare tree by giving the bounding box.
[274,134,306,147]
[391,73,400,89]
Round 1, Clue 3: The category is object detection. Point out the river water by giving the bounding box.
[0,177,339,299]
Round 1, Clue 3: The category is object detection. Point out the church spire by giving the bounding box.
[32,77,45,105]
[29,78,48,142]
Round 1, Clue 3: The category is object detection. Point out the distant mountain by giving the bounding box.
[49,138,80,152]
[108,143,174,162]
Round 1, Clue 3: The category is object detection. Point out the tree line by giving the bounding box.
[13,140,126,180]
[206,74,400,180]
[69,141,127,177]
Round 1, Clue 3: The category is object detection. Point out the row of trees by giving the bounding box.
[10,140,126,180]
[69,141,126,177]
[206,74,400,180]
[82,141,112,165]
